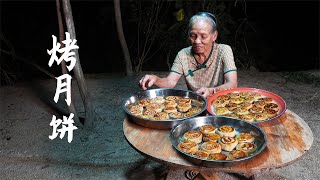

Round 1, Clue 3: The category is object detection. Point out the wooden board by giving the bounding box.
[123,109,313,177]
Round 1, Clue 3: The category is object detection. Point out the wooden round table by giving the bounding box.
[123,110,313,179]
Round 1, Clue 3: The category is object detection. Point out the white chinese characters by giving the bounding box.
[47,32,78,143]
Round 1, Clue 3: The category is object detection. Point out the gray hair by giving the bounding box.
[188,12,217,34]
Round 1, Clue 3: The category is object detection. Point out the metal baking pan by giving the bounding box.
[122,88,208,129]
[170,116,267,166]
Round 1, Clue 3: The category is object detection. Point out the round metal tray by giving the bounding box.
[122,88,208,129]
[207,87,287,124]
[170,116,267,166]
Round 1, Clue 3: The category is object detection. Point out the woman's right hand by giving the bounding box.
[139,74,159,90]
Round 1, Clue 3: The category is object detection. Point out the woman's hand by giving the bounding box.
[196,87,215,98]
[139,74,159,90]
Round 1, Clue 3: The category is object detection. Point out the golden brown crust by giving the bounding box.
[208,153,228,160]
[151,96,165,104]
[259,97,273,104]
[178,141,198,154]
[225,103,238,111]
[217,126,236,137]
[236,143,256,154]
[240,102,253,110]
[199,125,216,135]
[183,131,203,144]
[163,106,177,113]
[203,133,220,142]
[165,96,181,101]
[236,133,254,143]
[213,99,229,108]
[263,109,277,118]
[165,100,177,108]
[239,114,255,122]
[217,94,231,101]
[153,112,169,120]
[138,99,150,107]
[249,105,264,114]
[168,112,184,119]
[216,107,230,115]
[264,103,279,112]
[254,113,268,121]
[201,142,222,154]
[230,97,244,104]
[228,150,247,159]
[228,93,240,98]
[194,150,209,159]
[253,100,266,108]
[177,103,192,112]
[234,106,249,115]
[219,136,238,151]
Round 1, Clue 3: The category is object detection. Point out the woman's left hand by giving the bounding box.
[196,87,214,98]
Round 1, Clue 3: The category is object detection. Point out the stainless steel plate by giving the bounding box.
[122,88,208,129]
[170,116,267,166]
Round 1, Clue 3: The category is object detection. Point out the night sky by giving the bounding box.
[1,0,319,81]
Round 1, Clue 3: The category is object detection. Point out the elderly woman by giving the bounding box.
[139,12,237,98]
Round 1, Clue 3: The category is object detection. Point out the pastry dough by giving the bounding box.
[203,133,220,142]
[219,136,238,151]
[208,153,228,160]
[129,105,144,116]
[252,93,262,101]
[199,125,216,135]
[239,92,251,98]
[178,141,198,154]
[165,100,177,108]
[234,106,249,115]
[228,149,247,159]
[259,97,273,104]
[253,100,266,108]
[254,113,268,121]
[240,102,253,110]
[151,96,165,104]
[168,112,184,119]
[165,96,180,101]
[236,142,256,154]
[138,99,150,107]
[213,99,229,108]
[264,103,279,112]
[183,131,203,144]
[230,97,244,104]
[228,93,240,98]
[163,106,177,113]
[224,113,239,119]
[143,109,157,118]
[188,107,202,114]
[249,105,263,114]
[217,94,231,101]
[263,109,278,118]
[217,125,236,137]
[216,107,230,116]
[177,103,192,112]
[201,141,222,154]
[236,133,254,143]
[179,98,192,106]
[194,150,209,159]
[239,114,255,122]
[225,103,238,111]
[153,112,169,120]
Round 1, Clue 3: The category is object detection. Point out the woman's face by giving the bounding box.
[189,20,217,54]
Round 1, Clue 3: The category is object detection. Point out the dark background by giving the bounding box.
[0,0,319,83]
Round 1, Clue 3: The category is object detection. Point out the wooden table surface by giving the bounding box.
[123,109,313,178]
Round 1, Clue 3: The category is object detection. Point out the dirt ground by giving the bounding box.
[0,70,319,180]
